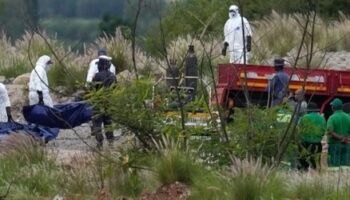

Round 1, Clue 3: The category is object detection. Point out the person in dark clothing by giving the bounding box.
[92,55,117,146]
[267,58,289,107]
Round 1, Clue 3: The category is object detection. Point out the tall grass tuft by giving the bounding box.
[108,168,145,198]
[96,150,145,198]
[0,133,63,199]
[166,35,228,75]
[253,11,350,65]
[254,11,300,58]
[190,171,231,200]
[332,12,350,51]
[286,171,350,199]
[0,33,32,78]
[0,133,46,163]
[94,28,161,77]
[61,150,147,199]
[228,157,285,200]
[154,148,203,186]
[151,135,202,186]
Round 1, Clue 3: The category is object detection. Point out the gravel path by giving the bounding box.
[46,123,94,151]
[45,124,126,164]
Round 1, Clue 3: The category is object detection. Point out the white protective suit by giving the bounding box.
[0,83,11,122]
[28,55,54,107]
[224,5,252,64]
[86,58,116,83]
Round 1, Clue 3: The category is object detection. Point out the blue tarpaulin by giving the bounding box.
[22,101,92,129]
[0,122,59,143]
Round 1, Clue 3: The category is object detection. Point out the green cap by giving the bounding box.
[330,98,343,108]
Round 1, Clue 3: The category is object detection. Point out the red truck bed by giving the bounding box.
[214,63,350,115]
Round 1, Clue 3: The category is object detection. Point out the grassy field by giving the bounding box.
[1,135,350,199]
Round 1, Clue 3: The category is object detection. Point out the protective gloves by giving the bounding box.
[6,106,24,129]
[37,90,44,105]
[246,36,252,52]
[6,106,13,122]
[222,42,229,56]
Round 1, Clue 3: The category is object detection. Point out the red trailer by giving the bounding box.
[213,63,350,118]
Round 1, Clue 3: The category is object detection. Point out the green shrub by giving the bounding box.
[228,106,295,162]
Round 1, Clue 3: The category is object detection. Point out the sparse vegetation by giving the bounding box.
[2,1,350,199]
[0,134,63,199]
[2,133,350,199]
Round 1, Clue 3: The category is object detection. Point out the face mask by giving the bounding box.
[229,10,237,18]
[45,61,53,71]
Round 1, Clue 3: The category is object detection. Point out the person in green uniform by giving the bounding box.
[298,102,326,170]
[276,96,305,170]
[327,98,350,166]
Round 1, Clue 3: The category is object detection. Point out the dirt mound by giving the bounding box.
[139,182,189,200]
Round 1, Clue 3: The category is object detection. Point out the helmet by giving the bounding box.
[97,48,107,56]
[274,58,285,71]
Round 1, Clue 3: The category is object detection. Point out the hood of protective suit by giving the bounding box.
[229,5,240,18]
[36,55,52,71]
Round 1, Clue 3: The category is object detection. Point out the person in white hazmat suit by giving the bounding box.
[0,83,13,122]
[28,55,54,107]
[222,5,253,64]
[86,48,116,83]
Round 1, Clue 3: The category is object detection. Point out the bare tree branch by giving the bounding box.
[131,0,143,80]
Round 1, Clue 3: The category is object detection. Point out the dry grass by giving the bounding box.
[286,170,350,191]
[0,132,41,156]
[1,134,350,199]
[95,28,161,76]
[166,35,227,66]
[252,11,350,67]
[0,11,349,84]
[230,157,273,180]
[253,11,300,58]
